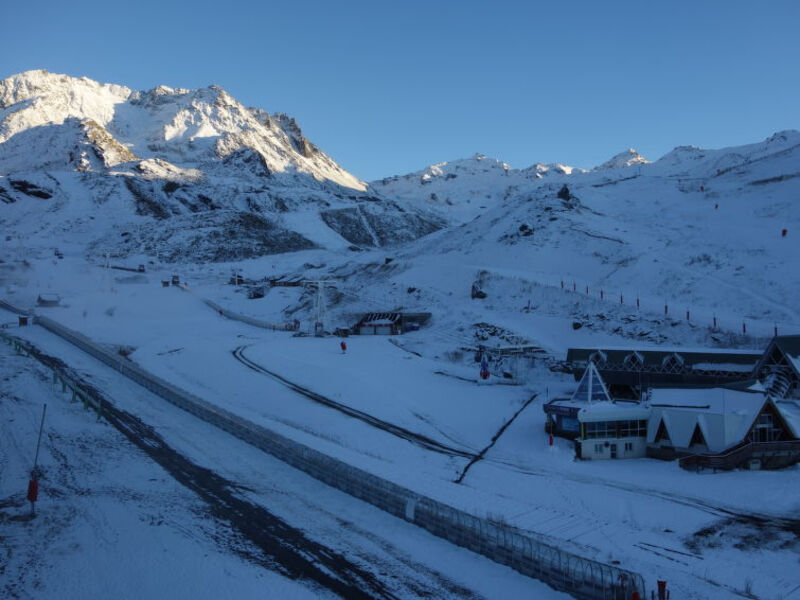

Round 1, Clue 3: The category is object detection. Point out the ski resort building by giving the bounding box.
[36,293,60,307]
[647,387,800,468]
[353,312,431,335]
[565,346,762,398]
[546,343,800,468]
[545,364,651,460]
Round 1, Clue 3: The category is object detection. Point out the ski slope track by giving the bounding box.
[0,329,563,600]
[1,305,646,599]
[231,344,477,459]
[17,342,392,599]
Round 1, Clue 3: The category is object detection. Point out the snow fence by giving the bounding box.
[200,298,295,331]
[12,311,645,600]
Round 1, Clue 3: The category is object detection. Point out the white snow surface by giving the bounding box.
[2,77,800,600]
[0,72,444,262]
[2,248,800,599]
[0,338,566,600]
[0,70,365,190]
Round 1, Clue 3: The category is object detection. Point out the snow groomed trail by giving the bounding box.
[233,335,800,529]
[2,305,646,599]
[26,344,394,600]
[232,344,478,460]
[1,327,559,600]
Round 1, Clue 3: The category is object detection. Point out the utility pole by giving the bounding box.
[28,404,47,515]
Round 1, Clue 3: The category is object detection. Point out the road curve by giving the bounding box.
[231,344,478,460]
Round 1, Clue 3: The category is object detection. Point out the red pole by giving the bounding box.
[620,294,623,305]
[713,315,717,328]
[657,580,667,600]
[28,404,46,515]
[742,322,747,335]
[664,304,668,315]
[636,297,640,309]
[686,310,690,321]
[585,285,589,294]
[560,280,564,289]
[27,478,38,515]
[782,229,787,237]
[775,324,778,337]
[600,290,604,300]
[573,282,576,292]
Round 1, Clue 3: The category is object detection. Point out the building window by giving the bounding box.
[661,353,685,373]
[588,350,608,368]
[584,419,648,439]
[748,410,784,443]
[618,420,648,438]
[623,352,644,371]
[654,419,671,443]
[594,444,604,453]
[689,423,707,447]
[585,421,613,439]
[624,442,633,452]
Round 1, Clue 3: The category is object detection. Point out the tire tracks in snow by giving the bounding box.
[486,455,800,530]
[454,393,538,484]
[25,345,399,600]
[231,344,478,460]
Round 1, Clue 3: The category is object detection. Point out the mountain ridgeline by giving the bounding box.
[0,70,441,261]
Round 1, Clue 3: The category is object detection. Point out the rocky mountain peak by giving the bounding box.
[594,148,649,170]
[0,71,366,191]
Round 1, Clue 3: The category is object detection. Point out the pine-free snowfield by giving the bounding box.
[2,263,798,600]
[0,338,570,600]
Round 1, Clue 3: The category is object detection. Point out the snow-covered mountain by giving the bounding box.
[2,69,799,341]
[593,148,649,170]
[0,70,364,188]
[347,130,800,349]
[370,154,582,224]
[0,70,441,261]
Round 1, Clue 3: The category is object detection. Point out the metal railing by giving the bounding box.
[200,298,296,331]
[2,303,646,599]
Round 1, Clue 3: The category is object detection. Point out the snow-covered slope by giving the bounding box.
[0,70,441,261]
[343,130,800,351]
[593,148,649,170]
[370,154,581,224]
[2,71,798,344]
[0,70,364,189]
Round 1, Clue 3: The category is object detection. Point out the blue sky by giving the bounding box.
[3,0,798,180]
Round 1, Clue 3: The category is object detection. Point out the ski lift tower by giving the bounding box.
[303,280,337,336]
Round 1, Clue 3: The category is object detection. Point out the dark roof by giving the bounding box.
[356,312,432,325]
[567,347,761,369]
[542,399,580,417]
[774,335,800,360]
[358,312,400,324]
[566,346,762,387]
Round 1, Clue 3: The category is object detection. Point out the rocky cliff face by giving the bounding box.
[0,70,441,261]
